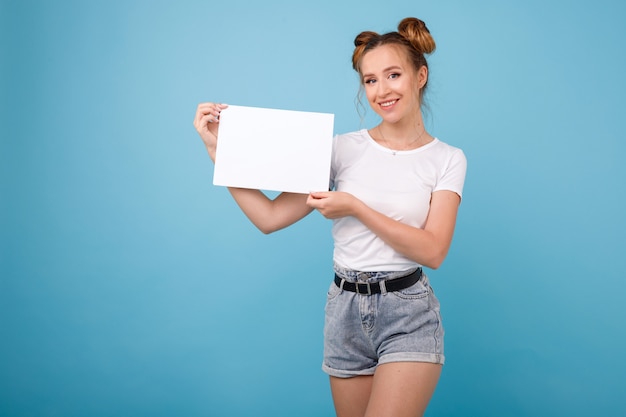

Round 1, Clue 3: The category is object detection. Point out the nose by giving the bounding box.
[377,79,391,97]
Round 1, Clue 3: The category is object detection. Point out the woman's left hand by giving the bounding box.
[306,191,360,219]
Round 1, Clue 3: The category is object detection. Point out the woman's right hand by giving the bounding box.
[193,102,228,161]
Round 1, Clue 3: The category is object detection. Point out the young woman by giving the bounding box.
[193,17,466,417]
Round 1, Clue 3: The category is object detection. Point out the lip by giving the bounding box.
[378,99,398,110]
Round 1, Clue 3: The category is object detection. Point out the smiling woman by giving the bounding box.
[3,0,626,416]
[194,16,466,417]
[354,18,435,109]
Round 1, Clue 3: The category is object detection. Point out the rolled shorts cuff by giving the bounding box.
[322,363,378,378]
[322,352,444,378]
[378,352,445,366]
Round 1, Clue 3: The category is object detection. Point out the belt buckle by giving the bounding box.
[356,282,371,295]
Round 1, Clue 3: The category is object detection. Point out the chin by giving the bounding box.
[379,114,402,124]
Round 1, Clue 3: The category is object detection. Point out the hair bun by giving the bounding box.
[352,31,380,70]
[354,31,379,47]
[398,17,436,54]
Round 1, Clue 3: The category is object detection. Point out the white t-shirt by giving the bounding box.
[329,129,467,271]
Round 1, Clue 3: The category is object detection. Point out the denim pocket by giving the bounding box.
[327,281,342,300]
[390,279,430,300]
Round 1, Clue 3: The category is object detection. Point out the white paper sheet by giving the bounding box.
[213,105,335,194]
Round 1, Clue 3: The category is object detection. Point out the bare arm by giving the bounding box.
[307,190,460,269]
[228,189,313,234]
[194,102,313,233]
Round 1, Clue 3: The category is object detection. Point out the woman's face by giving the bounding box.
[360,44,426,124]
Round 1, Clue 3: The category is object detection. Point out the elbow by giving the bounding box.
[258,225,278,235]
[420,249,448,270]
[421,259,442,270]
[425,259,443,270]
[257,221,284,235]
[247,216,282,235]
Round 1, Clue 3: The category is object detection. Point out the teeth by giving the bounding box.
[381,100,397,107]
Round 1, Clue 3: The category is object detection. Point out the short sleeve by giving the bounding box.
[434,148,467,199]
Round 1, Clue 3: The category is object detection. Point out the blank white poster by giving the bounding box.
[213,105,335,194]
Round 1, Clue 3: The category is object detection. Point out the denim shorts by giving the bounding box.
[322,265,445,378]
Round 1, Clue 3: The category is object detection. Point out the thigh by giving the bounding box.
[365,362,442,417]
[329,375,373,417]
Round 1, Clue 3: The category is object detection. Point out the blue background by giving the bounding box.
[2,0,625,416]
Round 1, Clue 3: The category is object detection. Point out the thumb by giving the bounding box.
[309,191,329,199]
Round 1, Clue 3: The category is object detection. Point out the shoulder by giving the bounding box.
[431,139,464,156]
[332,129,370,155]
[429,139,466,165]
[334,129,369,143]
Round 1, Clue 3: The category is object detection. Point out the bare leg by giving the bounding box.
[329,375,373,417]
[365,362,442,417]
[329,362,440,417]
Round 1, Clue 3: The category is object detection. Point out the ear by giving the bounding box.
[417,65,428,89]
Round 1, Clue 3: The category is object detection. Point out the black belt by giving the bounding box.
[334,268,422,295]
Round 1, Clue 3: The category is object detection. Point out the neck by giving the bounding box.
[376,119,430,150]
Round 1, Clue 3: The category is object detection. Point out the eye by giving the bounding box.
[389,73,400,79]
[364,78,377,85]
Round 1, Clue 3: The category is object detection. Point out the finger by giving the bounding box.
[197,108,219,126]
[207,112,221,123]
[207,105,227,123]
[195,102,228,129]
[309,191,329,199]
[200,114,218,130]
[306,194,318,207]
[195,102,221,117]
[195,113,212,130]
[198,102,227,115]
[194,103,212,126]
[213,103,228,120]
[195,102,214,118]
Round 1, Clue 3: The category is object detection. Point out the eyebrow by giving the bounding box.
[362,65,403,78]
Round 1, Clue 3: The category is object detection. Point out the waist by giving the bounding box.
[333,267,423,295]
[333,263,421,282]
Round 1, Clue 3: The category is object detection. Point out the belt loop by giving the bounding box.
[380,279,388,295]
[339,278,345,293]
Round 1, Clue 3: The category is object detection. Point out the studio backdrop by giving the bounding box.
[1,0,625,416]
